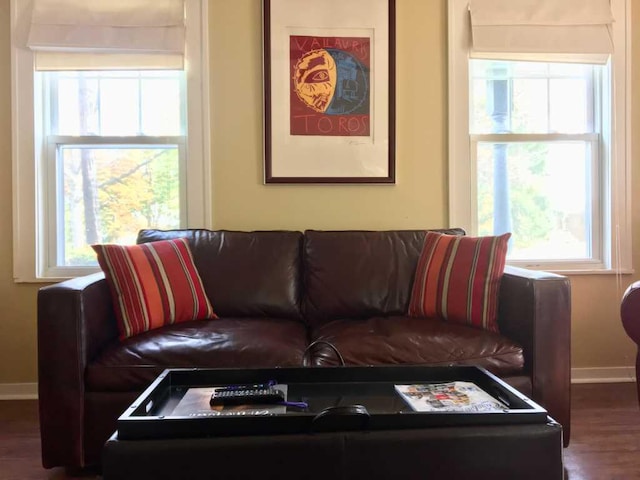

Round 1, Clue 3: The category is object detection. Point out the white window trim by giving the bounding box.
[447,0,632,274]
[10,0,212,282]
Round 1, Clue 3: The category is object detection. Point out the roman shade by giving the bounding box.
[26,0,185,70]
[469,0,614,64]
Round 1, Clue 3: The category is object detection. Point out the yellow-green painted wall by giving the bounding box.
[0,0,637,385]
[209,1,448,230]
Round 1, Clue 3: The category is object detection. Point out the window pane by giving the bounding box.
[549,79,589,133]
[511,79,548,133]
[99,79,140,135]
[471,78,493,133]
[56,78,80,135]
[58,146,180,266]
[49,71,183,136]
[56,77,100,135]
[476,142,591,260]
[141,78,182,135]
[470,60,595,135]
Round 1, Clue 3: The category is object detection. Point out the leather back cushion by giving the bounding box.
[303,229,465,324]
[137,229,303,319]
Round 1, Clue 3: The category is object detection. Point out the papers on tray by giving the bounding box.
[394,381,508,413]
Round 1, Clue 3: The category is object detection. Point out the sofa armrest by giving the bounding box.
[497,265,571,446]
[38,272,117,468]
[621,281,640,345]
[621,281,640,408]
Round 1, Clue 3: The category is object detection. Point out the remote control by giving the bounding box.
[210,388,285,406]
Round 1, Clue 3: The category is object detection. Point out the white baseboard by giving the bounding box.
[0,383,38,400]
[571,367,637,384]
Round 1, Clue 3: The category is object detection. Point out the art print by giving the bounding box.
[290,35,371,137]
[263,0,395,183]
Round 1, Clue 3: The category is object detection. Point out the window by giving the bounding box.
[11,0,211,281]
[45,71,185,268]
[471,61,601,263]
[448,0,631,273]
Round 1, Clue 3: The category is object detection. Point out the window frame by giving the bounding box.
[10,0,212,282]
[447,0,632,273]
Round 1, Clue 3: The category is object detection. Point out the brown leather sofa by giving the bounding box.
[621,281,640,404]
[37,229,571,470]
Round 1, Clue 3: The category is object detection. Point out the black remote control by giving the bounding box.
[210,388,285,406]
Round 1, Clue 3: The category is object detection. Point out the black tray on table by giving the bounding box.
[116,365,548,440]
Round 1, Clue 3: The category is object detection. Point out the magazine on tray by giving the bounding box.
[394,381,508,413]
[170,385,288,417]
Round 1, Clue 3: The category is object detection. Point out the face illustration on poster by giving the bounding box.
[291,36,371,137]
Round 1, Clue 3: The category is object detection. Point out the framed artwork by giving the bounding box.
[263,0,396,184]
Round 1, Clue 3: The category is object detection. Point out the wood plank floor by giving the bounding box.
[0,382,639,479]
[564,382,640,479]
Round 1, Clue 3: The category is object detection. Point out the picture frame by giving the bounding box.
[263,0,396,184]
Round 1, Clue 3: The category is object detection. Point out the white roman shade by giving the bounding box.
[27,0,185,70]
[469,0,614,63]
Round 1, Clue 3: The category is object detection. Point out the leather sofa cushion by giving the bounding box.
[309,316,524,377]
[303,229,464,324]
[86,318,308,392]
[137,229,304,320]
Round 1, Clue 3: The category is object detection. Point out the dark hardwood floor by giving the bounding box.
[1,382,639,479]
[564,382,640,479]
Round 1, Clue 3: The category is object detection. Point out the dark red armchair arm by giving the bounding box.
[621,281,640,406]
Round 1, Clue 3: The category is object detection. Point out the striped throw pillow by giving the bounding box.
[92,238,216,339]
[408,232,510,332]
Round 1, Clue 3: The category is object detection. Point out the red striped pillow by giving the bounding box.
[408,232,510,332]
[92,238,217,339]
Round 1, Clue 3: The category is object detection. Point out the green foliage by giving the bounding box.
[65,244,98,266]
[62,147,180,266]
[477,143,553,249]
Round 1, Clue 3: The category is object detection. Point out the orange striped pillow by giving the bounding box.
[408,232,510,332]
[92,238,216,339]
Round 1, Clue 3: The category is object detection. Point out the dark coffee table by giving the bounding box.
[102,366,563,480]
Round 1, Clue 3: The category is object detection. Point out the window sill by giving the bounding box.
[507,263,635,276]
[547,268,635,276]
